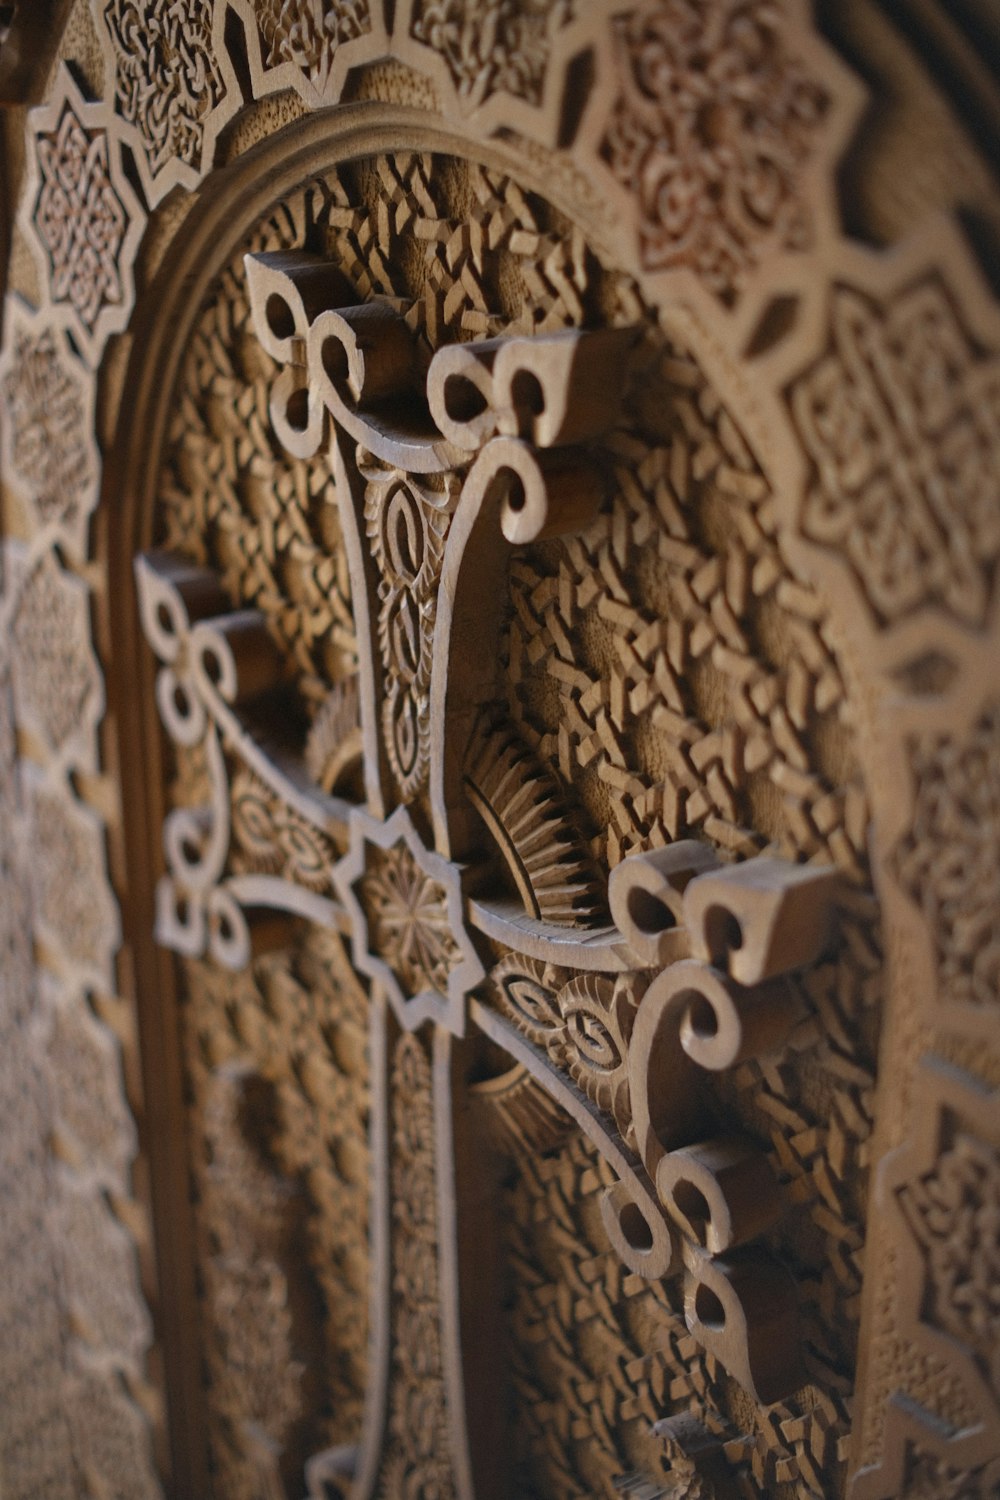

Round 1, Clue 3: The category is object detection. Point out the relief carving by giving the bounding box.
[26,772,120,984]
[9,546,102,764]
[592,0,858,302]
[359,839,464,1001]
[68,1364,163,1500]
[894,704,1000,1013]
[231,766,339,895]
[338,804,483,1035]
[0,670,80,1500]
[362,460,460,799]
[128,137,884,1498]
[852,1057,1000,1499]
[95,0,240,203]
[898,1450,1000,1500]
[202,1064,322,1496]
[899,1132,1000,1394]
[464,712,607,927]
[181,934,371,1498]
[790,275,1000,629]
[132,155,861,1492]
[372,1030,455,1500]
[22,66,145,365]
[0,643,154,1499]
[57,1181,152,1362]
[4,2,996,1495]
[228,0,383,112]
[45,981,136,1178]
[35,103,126,328]
[134,548,345,968]
[0,299,98,554]
[406,0,576,111]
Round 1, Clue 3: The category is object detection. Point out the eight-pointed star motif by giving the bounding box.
[22,65,145,367]
[335,805,485,1037]
[96,0,241,204]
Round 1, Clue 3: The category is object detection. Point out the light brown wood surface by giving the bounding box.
[0,4,998,1499]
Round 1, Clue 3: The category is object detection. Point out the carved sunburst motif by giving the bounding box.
[304,676,362,794]
[464,711,607,926]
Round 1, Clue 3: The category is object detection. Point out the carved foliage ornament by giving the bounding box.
[137,231,849,1496]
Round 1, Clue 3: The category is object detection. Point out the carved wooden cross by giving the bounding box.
[135,250,841,1498]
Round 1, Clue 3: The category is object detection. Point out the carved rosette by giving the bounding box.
[337,805,483,1037]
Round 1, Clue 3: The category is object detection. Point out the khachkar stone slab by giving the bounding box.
[1,3,999,1500]
[128,139,873,1498]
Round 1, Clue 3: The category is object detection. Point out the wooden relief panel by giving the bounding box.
[0,5,997,1500]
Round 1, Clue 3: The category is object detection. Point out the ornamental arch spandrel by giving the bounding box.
[0,5,998,1499]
